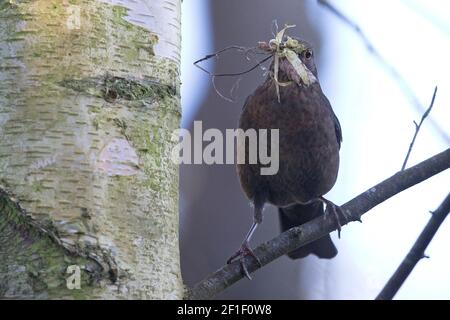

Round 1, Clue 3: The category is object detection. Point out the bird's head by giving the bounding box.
[268,37,318,87]
[288,38,317,77]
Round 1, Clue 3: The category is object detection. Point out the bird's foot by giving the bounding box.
[227,241,262,280]
[320,197,347,238]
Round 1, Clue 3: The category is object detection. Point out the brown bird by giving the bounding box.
[228,38,343,277]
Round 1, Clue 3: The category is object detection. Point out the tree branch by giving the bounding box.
[188,148,450,300]
[402,87,438,170]
[317,0,450,145]
[376,192,450,300]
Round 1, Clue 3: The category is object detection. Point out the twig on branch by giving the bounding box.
[376,192,450,300]
[317,0,450,144]
[188,149,450,300]
[402,86,438,171]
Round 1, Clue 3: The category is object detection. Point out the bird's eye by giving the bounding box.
[303,49,313,60]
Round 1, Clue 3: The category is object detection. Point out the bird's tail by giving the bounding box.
[279,202,337,259]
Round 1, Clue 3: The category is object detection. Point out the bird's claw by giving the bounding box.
[227,242,262,280]
[320,197,346,238]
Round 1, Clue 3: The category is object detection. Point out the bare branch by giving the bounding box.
[317,0,450,144]
[376,192,450,300]
[188,148,450,300]
[402,87,438,170]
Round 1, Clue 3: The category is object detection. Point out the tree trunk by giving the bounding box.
[0,0,183,299]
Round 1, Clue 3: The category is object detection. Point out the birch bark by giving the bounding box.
[0,0,183,299]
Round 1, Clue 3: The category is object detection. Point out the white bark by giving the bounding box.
[0,0,183,299]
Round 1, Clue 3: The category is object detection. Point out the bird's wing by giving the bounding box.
[242,94,251,111]
[322,94,343,149]
[332,110,343,149]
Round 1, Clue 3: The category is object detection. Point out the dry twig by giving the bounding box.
[402,87,438,170]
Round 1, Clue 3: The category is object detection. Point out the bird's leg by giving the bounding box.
[227,201,264,280]
[318,196,347,238]
[226,223,260,280]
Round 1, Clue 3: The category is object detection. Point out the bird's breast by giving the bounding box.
[238,82,340,206]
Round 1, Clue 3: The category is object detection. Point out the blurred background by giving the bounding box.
[179,0,450,299]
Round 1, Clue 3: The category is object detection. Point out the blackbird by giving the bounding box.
[228,38,343,276]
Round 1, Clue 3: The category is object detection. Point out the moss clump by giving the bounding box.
[111,5,132,30]
[0,194,103,299]
[0,1,12,11]
[60,75,176,103]
[103,76,176,101]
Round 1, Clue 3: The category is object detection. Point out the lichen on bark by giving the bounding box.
[0,0,182,299]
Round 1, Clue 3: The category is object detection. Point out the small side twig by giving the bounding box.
[317,0,450,144]
[401,86,438,170]
[376,192,450,300]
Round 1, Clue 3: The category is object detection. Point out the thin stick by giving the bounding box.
[376,192,450,300]
[193,45,251,73]
[194,46,273,102]
[317,0,450,144]
[194,53,273,78]
[188,148,450,300]
[402,87,438,170]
